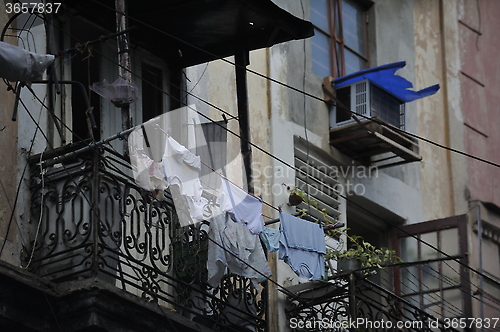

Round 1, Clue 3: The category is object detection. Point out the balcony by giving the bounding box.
[22,144,266,332]
[284,264,476,332]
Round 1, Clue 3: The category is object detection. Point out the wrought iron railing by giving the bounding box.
[27,145,266,332]
[286,271,462,332]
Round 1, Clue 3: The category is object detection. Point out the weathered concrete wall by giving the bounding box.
[0,1,20,265]
[261,1,431,330]
[459,0,500,209]
[414,0,465,220]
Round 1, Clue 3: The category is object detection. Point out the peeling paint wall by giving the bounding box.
[459,0,500,208]
[0,1,20,265]
[414,0,456,220]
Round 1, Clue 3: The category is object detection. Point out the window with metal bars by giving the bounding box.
[391,215,473,320]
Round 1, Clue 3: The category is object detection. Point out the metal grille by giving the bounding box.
[286,272,462,332]
[294,145,341,224]
[355,81,368,116]
[27,147,267,331]
[370,83,405,129]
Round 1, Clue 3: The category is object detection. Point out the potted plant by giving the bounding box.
[324,229,402,275]
[285,185,401,275]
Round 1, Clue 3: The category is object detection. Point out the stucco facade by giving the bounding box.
[1,0,500,330]
[187,0,500,329]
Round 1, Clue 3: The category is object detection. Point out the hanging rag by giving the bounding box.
[279,212,326,280]
[216,178,264,235]
[128,129,168,192]
[207,212,271,289]
[162,135,207,226]
[259,226,281,253]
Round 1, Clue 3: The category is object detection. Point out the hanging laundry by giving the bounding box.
[128,128,168,192]
[207,212,271,289]
[162,135,207,226]
[279,212,326,280]
[216,178,264,235]
[198,120,228,194]
[259,226,281,253]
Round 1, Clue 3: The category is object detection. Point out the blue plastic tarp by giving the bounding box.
[333,61,440,103]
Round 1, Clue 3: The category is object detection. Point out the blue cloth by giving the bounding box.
[217,178,264,235]
[334,61,440,103]
[259,226,280,252]
[207,212,271,289]
[278,212,326,280]
[279,212,326,253]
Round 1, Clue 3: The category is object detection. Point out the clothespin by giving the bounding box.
[155,124,169,136]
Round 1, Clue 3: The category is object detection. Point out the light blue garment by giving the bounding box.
[216,178,264,235]
[259,226,280,252]
[279,212,326,253]
[278,212,326,280]
[207,212,271,288]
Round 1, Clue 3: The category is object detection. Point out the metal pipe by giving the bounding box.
[115,0,132,155]
[63,27,137,55]
[40,126,135,167]
[477,203,484,331]
[235,46,253,193]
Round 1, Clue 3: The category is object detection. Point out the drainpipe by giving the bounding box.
[235,46,253,193]
[115,0,132,153]
[477,204,484,331]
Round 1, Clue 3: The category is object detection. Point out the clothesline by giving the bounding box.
[141,124,341,230]
[132,126,336,283]
[153,123,280,213]
[264,214,345,231]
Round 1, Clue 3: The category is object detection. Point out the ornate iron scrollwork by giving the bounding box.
[28,148,267,331]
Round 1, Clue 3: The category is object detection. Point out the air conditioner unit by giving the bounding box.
[330,79,406,130]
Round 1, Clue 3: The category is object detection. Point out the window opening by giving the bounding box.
[70,18,102,142]
[311,0,370,78]
[392,216,472,320]
[141,62,164,123]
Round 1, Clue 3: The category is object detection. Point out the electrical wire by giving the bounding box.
[22,151,46,269]
[9,78,297,328]
[398,265,467,318]
[41,8,500,302]
[51,25,500,296]
[55,35,500,307]
[87,0,500,170]
[427,261,500,316]
[4,6,498,324]
[183,62,209,105]
[0,88,47,257]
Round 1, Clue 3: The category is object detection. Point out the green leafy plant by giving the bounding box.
[325,228,402,273]
[287,185,331,223]
[286,185,401,274]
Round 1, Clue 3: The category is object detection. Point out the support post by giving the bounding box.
[235,47,253,193]
[115,0,132,154]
